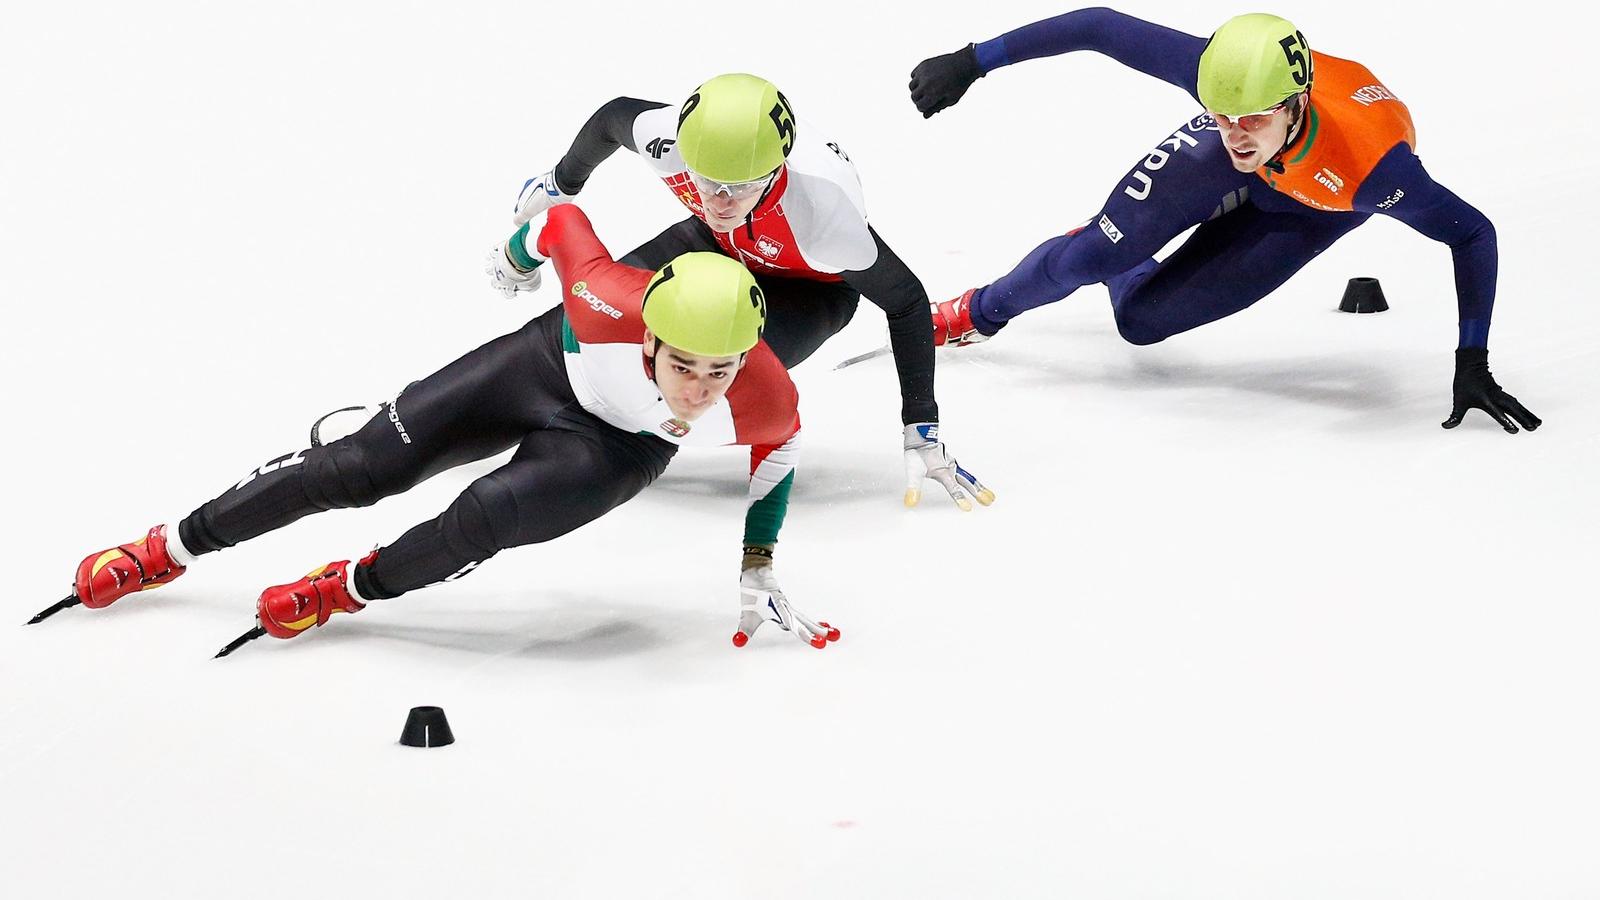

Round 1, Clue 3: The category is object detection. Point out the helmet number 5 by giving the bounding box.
[768,93,796,155]
[1279,32,1310,87]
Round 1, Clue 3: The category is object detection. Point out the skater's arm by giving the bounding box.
[743,428,800,551]
[530,205,652,340]
[729,350,802,549]
[510,99,663,226]
[1356,146,1496,349]
[839,228,939,425]
[550,97,669,194]
[975,7,1207,96]
[733,422,838,649]
[533,205,611,279]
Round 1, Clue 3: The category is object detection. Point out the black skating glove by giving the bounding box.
[909,44,982,118]
[1442,347,1541,434]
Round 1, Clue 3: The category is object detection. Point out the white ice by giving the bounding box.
[3,1,1597,897]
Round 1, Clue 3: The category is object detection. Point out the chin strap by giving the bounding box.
[742,166,784,240]
[1264,92,1310,175]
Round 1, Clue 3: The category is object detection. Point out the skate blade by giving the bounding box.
[833,345,891,370]
[26,594,82,625]
[214,624,268,658]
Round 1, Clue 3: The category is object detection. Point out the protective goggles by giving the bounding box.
[1211,102,1288,133]
[687,169,776,201]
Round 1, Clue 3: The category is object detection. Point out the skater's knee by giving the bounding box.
[311,408,439,508]
[1111,295,1178,345]
[442,476,521,558]
[1110,276,1179,346]
[306,443,386,509]
[1115,315,1170,346]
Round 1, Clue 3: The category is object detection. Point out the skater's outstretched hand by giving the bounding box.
[485,242,542,299]
[734,564,839,649]
[1442,348,1541,434]
[903,424,995,511]
[511,170,575,226]
[909,44,982,118]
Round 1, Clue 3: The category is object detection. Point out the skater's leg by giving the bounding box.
[355,415,677,599]
[969,114,1254,334]
[1108,203,1371,344]
[753,276,861,368]
[177,310,573,556]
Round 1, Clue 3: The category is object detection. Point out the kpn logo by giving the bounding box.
[570,281,623,320]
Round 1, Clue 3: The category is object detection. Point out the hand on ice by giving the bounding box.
[734,565,839,649]
[902,423,995,511]
[1442,348,1541,434]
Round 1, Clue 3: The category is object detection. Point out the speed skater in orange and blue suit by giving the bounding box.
[911,9,1540,434]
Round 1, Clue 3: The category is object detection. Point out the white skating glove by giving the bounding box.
[510,170,575,226]
[484,242,542,299]
[902,423,995,511]
[734,564,839,650]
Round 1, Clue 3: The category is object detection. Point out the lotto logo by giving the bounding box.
[756,236,784,259]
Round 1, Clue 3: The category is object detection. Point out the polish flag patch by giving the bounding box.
[756,236,784,259]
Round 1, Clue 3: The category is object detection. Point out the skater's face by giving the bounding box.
[1210,94,1301,172]
[690,168,778,233]
[645,331,746,420]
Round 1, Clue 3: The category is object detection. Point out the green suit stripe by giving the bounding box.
[506,222,541,271]
[743,470,794,546]
[560,315,580,353]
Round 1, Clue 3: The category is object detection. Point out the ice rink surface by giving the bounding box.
[3,1,1597,897]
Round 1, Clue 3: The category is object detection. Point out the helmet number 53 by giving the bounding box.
[1279,31,1310,87]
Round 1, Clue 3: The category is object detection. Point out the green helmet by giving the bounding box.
[676,73,796,184]
[641,252,767,357]
[1197,14,1313,117]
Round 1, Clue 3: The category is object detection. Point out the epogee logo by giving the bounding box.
[570,281,623,320]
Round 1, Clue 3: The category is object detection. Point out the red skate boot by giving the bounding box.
[257,554,373,640]
[931,289,990,347]
[76,524,187,608]
[215,551,377,657]
[29,525,189,624]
